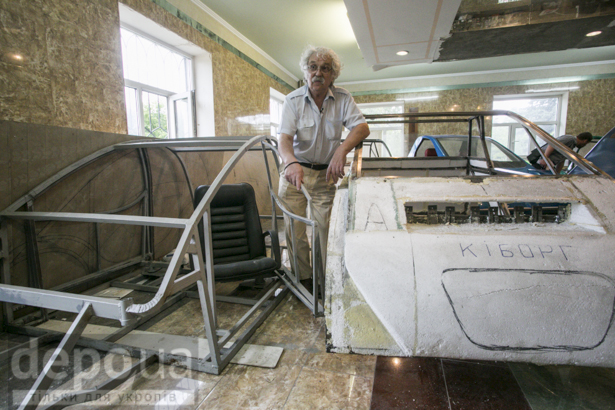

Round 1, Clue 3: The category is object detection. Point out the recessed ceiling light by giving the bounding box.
[396,50,409,56]
[586,31,602,37]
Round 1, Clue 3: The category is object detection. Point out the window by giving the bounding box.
[270,88,285,137]
[491,93,567,156]
[342,102,404,157]
[360,102,404,156]
[120,26,194,138]
[438,137,527,166]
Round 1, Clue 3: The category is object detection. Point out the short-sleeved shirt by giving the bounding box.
[549,135,576,166]
[279,85,366,164]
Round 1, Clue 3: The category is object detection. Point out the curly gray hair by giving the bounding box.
[299,45,342,84]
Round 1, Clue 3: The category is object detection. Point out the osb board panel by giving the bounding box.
[6,144,279,289]
[0,0,127,133]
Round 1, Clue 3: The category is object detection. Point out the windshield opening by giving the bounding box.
[438,137,527,167]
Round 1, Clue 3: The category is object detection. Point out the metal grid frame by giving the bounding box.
[363,110,609,178]
[0,135,323,409]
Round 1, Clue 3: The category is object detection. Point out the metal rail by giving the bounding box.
[260,139,325,316]
[0,135,302,409]
[363,111,609,178]
[343,138,393,158]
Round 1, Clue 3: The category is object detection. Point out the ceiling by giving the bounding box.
[195,0,615,85]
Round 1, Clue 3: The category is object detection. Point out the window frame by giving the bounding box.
[269,88,286,137]
[491,92,569,156]
[120,24,195,139]
[356,101,405,157]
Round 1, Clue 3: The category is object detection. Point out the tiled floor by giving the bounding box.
[2,284,615,410]
[1,289,376,410]
[370,356,615,410]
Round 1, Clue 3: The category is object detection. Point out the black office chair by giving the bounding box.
[194,183,281,285]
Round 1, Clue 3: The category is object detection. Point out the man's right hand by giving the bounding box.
[285,163,304,190]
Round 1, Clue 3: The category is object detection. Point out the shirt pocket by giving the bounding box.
[296,118,315,141]
[324,118,343,140]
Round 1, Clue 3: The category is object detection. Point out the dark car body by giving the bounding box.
[569,126,615,178]
[408,135,548,175]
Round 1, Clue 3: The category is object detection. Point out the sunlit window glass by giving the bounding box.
[120,27,193,138]
[124,86,140,135]
[121,28,190,93]
[491,95,563,156]
[358,103,404,157]
[142,91,168,139]
[493,97,558,124]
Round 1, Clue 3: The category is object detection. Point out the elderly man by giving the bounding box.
[278,46,370,283]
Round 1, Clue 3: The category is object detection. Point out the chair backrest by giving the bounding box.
[194,183,266,265]
[425,148,438,157]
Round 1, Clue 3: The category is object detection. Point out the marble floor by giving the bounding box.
[370,356,615,410]
[1,286,375,410]
[2,283,615,410]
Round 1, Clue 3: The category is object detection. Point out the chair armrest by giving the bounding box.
[263,230,281,269]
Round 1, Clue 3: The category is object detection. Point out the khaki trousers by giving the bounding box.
[278,167,336,280]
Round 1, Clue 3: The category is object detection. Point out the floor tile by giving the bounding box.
[16,352,141,410]
[442,359,531,410]
[284,367,372,410]
[0,332,31,350]
[370,356,449,410]
[197,349,307,410]
[146,297,254,340]
[252,295,324,349]
[76,362,222,409]
[304,351,376,378]
[510,362,615,410]
[306,324,328,354]
[145,298,208,337]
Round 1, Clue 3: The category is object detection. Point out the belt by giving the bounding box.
[299,162,328,170]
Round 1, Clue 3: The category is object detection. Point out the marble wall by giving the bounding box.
[0,0,127,133]
[566,78,615,134]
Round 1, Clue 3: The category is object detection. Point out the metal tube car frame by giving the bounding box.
[0,135,328,409]
[362,110,609,177]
